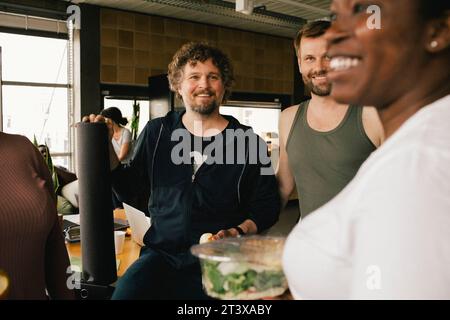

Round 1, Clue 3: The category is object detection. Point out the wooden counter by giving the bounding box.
[65,209,141,277]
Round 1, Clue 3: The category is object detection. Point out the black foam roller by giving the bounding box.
[76,122,117,285]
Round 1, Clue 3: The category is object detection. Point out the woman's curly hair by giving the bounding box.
[168,42,235,102]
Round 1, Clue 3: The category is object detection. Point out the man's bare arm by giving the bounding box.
[276,105,298,210]
[362,106,385,147]
[117,141,130,162]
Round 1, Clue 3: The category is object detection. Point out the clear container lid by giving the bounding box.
[191,236,286,266]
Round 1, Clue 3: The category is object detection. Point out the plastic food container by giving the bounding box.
[191,236,288,300]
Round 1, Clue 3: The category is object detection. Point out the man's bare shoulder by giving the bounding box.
[362,105,379,117]
[280,104,300,125]
[279,105,300,145]
[362,106,385,146]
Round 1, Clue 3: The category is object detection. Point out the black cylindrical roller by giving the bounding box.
[76,122,117,285]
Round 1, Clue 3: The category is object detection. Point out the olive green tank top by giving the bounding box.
[286,100,376,219]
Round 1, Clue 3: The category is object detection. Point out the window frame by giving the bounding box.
[0,24,72,168]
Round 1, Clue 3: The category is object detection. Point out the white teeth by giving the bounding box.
[330,57,361,71]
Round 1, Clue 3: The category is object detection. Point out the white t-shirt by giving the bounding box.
[112,128,132,164]
[283,95,450,300]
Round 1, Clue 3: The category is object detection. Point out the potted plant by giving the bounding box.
[130,100,140,141]
[33,136,59,195]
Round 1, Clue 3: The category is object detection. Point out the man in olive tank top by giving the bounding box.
[277,20,385,220]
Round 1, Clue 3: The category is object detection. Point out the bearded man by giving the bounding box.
[276,20,384,219]
[83,42,280,299]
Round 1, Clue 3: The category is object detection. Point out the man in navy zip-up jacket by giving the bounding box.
[86,42,280,299]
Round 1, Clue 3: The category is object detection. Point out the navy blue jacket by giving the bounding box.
[112,111,280,266]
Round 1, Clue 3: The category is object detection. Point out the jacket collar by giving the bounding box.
[161,109,251,132]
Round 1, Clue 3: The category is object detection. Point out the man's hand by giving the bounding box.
[210,219,258,241]
[211,228,241,241]
[80,113,118,170]
[81,114,113,140]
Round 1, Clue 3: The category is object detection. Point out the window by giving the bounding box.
[220,103,281,169]
[0,32,70,168]
[103,98,150,137]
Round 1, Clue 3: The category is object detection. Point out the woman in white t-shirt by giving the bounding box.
[283,0,450,299]
[100,107,132,164]
[100,107,133,209]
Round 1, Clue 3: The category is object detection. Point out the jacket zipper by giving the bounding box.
[151,124,164,193]
[191,163,205,182]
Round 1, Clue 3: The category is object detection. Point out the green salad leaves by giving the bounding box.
[203,261,285,296]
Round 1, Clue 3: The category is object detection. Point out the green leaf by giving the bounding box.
[241,269,257,289]
[254,270,285,291]
[204,261,225,294]
[131,101,140,141]
[226,273,246,294]
[33,135,39,147]
[34,138,59,196]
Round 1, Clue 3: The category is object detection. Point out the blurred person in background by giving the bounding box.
[38,144,78,215]
[100,107,133,164]
[100,107,133,209]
